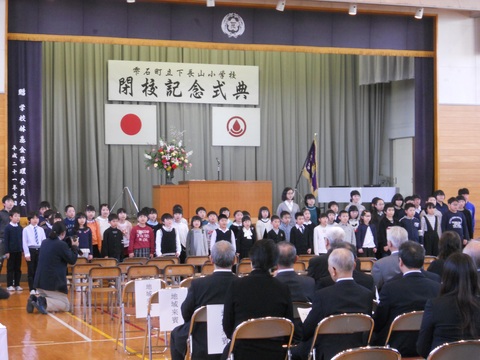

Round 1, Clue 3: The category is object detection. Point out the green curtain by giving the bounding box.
[41,41,397,213]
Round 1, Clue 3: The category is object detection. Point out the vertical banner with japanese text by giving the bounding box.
[7,41,42,215]
[108,60,259,105]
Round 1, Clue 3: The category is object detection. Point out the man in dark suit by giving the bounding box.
[170,240,236,360]
[275,241,315,343]
[292,248,374,360]
[222,239,293,360]
[275,241,315,302]
[373,241,440,356]
[371,226,408,291]
[316,242,375,293]
[307,226,345,284]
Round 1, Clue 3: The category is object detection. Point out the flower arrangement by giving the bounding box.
[144,129,193,175]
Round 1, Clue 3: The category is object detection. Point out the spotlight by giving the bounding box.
[276,0,285,12]
[415,7,424,19]
[207,0,215,7]
[349,4,357,16]
[126,0,135,3]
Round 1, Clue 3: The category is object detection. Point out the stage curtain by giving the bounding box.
[40,41,393,211]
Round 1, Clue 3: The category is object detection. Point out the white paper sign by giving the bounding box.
[108,60,259,105]
[206,304,229,354]
[158,288,188,331]
[134,279,164,318]
[212,107,260,146]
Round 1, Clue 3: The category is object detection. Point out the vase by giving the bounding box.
[166,170,175,184]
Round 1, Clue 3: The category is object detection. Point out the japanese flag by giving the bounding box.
[212,107,260,146]
[105,104,157,145]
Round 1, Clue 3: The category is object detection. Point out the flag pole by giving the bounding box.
[294,133,317,198]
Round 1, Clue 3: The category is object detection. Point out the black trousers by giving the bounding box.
[7,251,22,287]
[27,248,40,291]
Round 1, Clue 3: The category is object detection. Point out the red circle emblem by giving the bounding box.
[226,116,247,137]
[120,113,142,136]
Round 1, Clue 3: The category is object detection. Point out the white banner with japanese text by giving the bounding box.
[108,60,259,105]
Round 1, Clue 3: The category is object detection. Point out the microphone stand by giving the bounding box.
[216,158,221,181]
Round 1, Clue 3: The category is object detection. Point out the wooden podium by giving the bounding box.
[152,181,272,220]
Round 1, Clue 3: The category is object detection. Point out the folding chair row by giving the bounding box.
[115,279,167,355]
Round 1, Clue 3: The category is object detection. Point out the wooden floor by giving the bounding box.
[1,280,172,360]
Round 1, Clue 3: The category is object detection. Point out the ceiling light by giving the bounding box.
[126,0,135,3]
[276,0,285,12]
[349,4,357,16]
[415,7,424,19]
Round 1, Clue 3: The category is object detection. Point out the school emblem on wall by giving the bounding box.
[221,13,245,38]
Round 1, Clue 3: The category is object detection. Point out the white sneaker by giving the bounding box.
[15,286,23,291]
[30,290,36,295]
[7,286,15,291]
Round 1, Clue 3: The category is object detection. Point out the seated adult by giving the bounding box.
[222,239,293,360]
[373,241,440,356]
[307,226,345,283]
[275,241,315,343]
[170,240,236,360]
[292,248,374,360]
[29,221,78,314]
[427,231,462,278]
[316,242,375,293]
[417,253,480,358]
[371,226,408,291]
[463,239,480,273]
[275,241,314,302]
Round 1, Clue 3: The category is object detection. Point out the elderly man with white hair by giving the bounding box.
[307,226,345,283]
[292,248,374,360]
[371,226,408,291]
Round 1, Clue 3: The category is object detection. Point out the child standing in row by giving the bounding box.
[173,205,189,262]
[128,210,154,258]
[203,211,218,250]
[229,210,244,239]
[116,208,132,258]
[210,214,236,252]
[5,208,23,291]
[102,213,124,262]
[86,205,102,258]
[186,216,208,256]
[196,207,208,226]
[236,215,255,259]
[400,203,422,244]
[156,213,181,257]
[313,213,328,255]
[377,203,399,258]
[421,202,440,256]
[22,212,46,295]
[290,212,312,255]
[64,205,76,238]
[279,211,293,242]
[266,215,286,243]
[355,210,377,257]
[219,207,233,229]
[96,203,111,243]
[75,212,92,260]
[304,194,320,225]
[255,206,272,240]
[146,207,160,234]
[336,210,356,246]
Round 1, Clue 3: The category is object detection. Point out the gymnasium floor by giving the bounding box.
[1,281,171,360]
